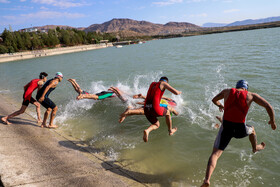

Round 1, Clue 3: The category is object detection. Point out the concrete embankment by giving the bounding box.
[0,43,113,63]
[0,94,144,187]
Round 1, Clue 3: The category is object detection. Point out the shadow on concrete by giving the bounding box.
[0,115,39,127]
[0,175,4,187]
[58,140,101,154]
[101,160,176,187]
[58,140,178,187]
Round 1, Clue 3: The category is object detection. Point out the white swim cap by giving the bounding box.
[55,72,63,78]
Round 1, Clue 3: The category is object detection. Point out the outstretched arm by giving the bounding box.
[212,90,226,112]
[162,82,181,95]
[133,94,146,99]
[252,93,276,130]
[108,87,127,102]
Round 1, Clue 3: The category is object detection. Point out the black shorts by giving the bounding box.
[82,90,89,94]
[214,120,253,150]
[40,97,56,109]
[22,97,36,106]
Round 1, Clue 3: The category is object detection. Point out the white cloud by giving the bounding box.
[3,6,34,11]
[3,11,86,23]
[187,0,206,3]
[189,13,208,18]
[40,6,49,10]
[0,0,10,3]
[223,9,240,13]
[20,0,27,2]
[152,0,183,6]
[31,0,86,8]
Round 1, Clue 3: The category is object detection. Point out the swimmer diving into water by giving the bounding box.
[119,93,179,123]
[68,79,127,102]
[143,76,182,142]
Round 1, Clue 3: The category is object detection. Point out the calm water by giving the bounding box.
[0,28,279,186]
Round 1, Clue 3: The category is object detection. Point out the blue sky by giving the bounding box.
[0,0,279,32]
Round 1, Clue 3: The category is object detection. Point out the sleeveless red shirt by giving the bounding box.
[223,88,249,123]
[23,79,40,101]
[144,82,165,115]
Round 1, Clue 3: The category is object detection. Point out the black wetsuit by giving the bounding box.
[36,79,56,109]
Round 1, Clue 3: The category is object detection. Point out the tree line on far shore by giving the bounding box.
[0,27,118,54]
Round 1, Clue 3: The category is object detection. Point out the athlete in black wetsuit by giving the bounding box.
[36,72,63,128]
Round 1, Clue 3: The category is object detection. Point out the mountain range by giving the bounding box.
[84,18,201,36]
[203,16,280,27]
[25,16,280,36]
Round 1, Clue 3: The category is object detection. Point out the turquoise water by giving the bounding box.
[0,27,279,186]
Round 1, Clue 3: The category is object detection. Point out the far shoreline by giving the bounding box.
[1,21,280,63]
[0,43,113,63]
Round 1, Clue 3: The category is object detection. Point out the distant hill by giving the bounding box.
[33,25,74,31]
[84,18,201,35]
[227,16,280,26]
[203,16,280,27]
[202,23,227,27]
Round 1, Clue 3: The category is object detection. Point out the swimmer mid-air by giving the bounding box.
[119,93,179,123]
[68,79,127,102]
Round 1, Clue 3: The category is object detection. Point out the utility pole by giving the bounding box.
[9,25,13,32]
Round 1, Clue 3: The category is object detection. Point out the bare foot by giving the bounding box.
[119,114,126,123]
[48,124,58,129]
[169,127,177,136]
[216,116,222,123]
[37,119,43,123]
[40,123,48,128]
[214,123,220,129]
[119,108,129,123]
[201,181,210,187]
[1,116,11,125]
[253,142,266,153]
[171,109,179,116]
[143,130,149,142]
[76,94,84,100]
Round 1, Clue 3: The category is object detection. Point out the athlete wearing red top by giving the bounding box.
[201,80,276,187]
[143,76,181,142]
[1,72,48,125]
[144,81,167,122]
[223,88,249,123]
[22,78,40,105]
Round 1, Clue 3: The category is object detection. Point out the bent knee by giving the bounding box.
[46,108,52,113]
[251,126,256,135]
[154,122,160,128]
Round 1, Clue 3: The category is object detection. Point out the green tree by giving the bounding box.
[41,33,49,46]
[0,45,8,54]
[47,29,59,47]
[14,32,25,50]
[22,32,32,50]
[31,33,40,49]
[60,29,71,46]
[7,46,15,53]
